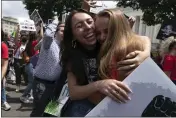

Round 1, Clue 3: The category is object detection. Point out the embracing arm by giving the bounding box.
[117,36,151,71]
[67,72,99,100]
[68,72,131,102]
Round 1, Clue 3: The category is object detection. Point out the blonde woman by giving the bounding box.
[160,37,176,84]
[97,9,149,81]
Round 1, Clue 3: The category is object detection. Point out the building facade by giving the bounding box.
[2,16,18,35]
[120,7,162,51]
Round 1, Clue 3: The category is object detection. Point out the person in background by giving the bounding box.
[14,25,28,92]
[1,30,11,111]
[20,24,43,103]
[160,36,176,85]
[30,20,63,117]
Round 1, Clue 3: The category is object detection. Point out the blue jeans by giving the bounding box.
[61,99,95,117]
[1,82,7,103]
[22,63,34,97]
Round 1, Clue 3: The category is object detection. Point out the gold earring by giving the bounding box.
[72,40,77,48]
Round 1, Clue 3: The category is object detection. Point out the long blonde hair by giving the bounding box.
[98,9,144,80]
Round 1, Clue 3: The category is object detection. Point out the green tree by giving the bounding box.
[23,0,82,23]
[116,0,176,26]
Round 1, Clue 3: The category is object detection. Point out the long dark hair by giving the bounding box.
[60,10,93,85]
[25,31,37,57]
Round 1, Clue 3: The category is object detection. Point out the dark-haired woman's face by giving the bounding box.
[72,13,96,47]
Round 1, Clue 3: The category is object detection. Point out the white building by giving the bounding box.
[2,16,18,35]
[121,7,161,50]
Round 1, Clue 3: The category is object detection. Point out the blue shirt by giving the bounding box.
[34,36,62,81]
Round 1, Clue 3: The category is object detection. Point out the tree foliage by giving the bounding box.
[23,0,82,23]
[116,0,176,26]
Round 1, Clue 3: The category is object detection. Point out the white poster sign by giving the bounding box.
[59,82,69,100]
[18,18,36,31]
[86,57,176,117]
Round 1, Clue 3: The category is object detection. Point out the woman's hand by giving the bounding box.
[117,50,149,71]
[128,16,136,28]
[97,79,132,103]
[81,0,101,11]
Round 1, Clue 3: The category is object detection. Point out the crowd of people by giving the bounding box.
[1,0,176,117]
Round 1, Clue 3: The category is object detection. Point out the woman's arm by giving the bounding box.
[34,39,43,51]
[42,19,58,50]
[117,36,151,71]
[36,23,44,42]
[2,59,8,79]
[81,0,98,11]
[67,72,98,100]
[67,72,131,103]
[14,25,20,46]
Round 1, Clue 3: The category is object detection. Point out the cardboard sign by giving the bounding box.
[86,57,176,117]
[157,19,176,40]
[30,9,43,27]
[18,18,36,31]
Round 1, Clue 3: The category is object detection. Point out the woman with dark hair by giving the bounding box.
[20,25,43,103]
[60,8,151,116]
[14,25,28,92]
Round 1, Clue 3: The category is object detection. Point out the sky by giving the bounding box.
[2,1,117,19]
[2,1,29,19]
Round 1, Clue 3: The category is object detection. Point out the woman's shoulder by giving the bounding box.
[137,35,151,41]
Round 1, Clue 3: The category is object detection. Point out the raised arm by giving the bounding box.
[67,71,131,103]
[42,19,58,50]
[81,0,98,11]
[36,22,44,42]
[14,25,20,46]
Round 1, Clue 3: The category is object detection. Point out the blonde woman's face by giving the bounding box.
[95,16,109,44]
